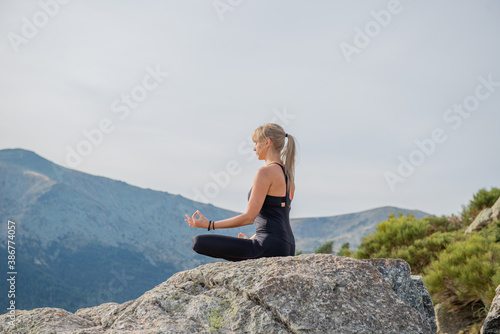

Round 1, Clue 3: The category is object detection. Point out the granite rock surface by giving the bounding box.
[0,254,436,334]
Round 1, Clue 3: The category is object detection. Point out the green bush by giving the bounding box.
[315,241,334,254]
[355,213,458,274]
[393,230,461,274]
[423,222,500,311]
[425,214,464,234]
[355,213,428,259]
[336,242,353,257]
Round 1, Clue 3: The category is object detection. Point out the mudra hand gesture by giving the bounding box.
[184,210,209,229]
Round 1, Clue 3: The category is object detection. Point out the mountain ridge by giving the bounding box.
[0,148,430,215]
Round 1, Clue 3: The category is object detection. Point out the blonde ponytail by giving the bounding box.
[282,133,296,192]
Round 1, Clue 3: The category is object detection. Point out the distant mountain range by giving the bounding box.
[0,149,429,312]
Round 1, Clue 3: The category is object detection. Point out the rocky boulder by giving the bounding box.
[465,208,493,236]
[0,254,436,333]
[491,196,500,221]
[482,284,500,334]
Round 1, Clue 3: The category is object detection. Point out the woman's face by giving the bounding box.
[253,139,267,160]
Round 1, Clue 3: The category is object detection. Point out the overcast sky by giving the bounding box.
[1,0,499,219]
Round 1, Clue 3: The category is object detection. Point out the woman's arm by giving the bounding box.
[185,167,271,229]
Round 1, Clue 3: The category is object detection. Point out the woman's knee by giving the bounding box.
[192,235,208,254]
[192,235,200,252]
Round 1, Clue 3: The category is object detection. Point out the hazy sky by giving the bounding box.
[1,0,499,219]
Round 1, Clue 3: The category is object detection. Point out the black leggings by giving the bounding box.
[192,234,295,262]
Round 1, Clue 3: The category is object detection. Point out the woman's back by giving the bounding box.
[249,162,295,255]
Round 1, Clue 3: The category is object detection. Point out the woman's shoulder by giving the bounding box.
[253,164,283,184]
[253,166,273,184]
[264,162,285,171]
[256,163,281,173]
[256,164,284,177]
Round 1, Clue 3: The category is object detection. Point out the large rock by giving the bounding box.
[465,208,493,236]
[412,275,438,334]
[482,285,500,334]
[363,258,436,333]
[0,255,436,333]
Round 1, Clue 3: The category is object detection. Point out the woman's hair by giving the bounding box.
[252,123,297,192]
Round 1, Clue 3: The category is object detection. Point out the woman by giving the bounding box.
[185,123,297,261]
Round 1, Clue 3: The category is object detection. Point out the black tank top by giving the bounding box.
[247,163,295,246]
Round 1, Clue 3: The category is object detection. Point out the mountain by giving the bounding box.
[0,149,430,312]
[0,148,254,312]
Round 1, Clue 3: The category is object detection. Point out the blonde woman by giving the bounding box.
[185,123,297,261]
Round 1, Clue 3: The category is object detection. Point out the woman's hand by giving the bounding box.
[185,210,209,229]
[238,233,256,240]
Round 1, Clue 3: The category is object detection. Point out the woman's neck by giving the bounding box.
[265,156,282,166]
[265,148,282,166]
